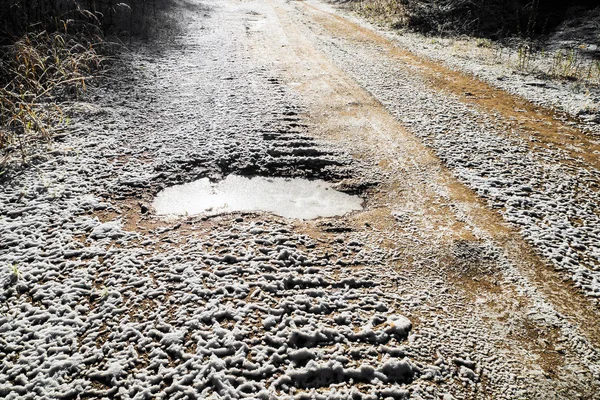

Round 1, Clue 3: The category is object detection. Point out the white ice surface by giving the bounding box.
[152,175,363,219]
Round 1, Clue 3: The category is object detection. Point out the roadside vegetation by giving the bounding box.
[340,0,600,85]
[343,0,598,38]
[0,0,178,169]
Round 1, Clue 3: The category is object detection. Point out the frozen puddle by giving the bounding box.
[152,175,363,219]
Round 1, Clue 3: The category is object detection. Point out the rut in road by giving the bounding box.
[0,0,599,399]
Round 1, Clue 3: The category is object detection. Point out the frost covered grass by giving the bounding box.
[347,0,406,28]
[0,0,186,168]
[547,48,600,82]
[508,42,600,85]
[0,30,103,163]
[402,35,600,88]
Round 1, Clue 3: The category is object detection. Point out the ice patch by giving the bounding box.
[152,175,363,219]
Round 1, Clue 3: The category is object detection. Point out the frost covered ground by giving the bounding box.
[1,0,600,399]
[337,3,600,129]
[301,0,600,299]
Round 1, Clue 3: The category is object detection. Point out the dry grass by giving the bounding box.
[498,42,600,86]
[547,48,600,82]
[0,0,183,168]
[0,30,104,161]
[341,0,596,39]
[348,0,407,28]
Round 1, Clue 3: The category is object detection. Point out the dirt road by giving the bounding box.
[1,0,600,398]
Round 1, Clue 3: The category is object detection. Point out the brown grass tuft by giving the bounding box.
[0,29,103,162]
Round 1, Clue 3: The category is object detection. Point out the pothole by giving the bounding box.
[152,175,363,219]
